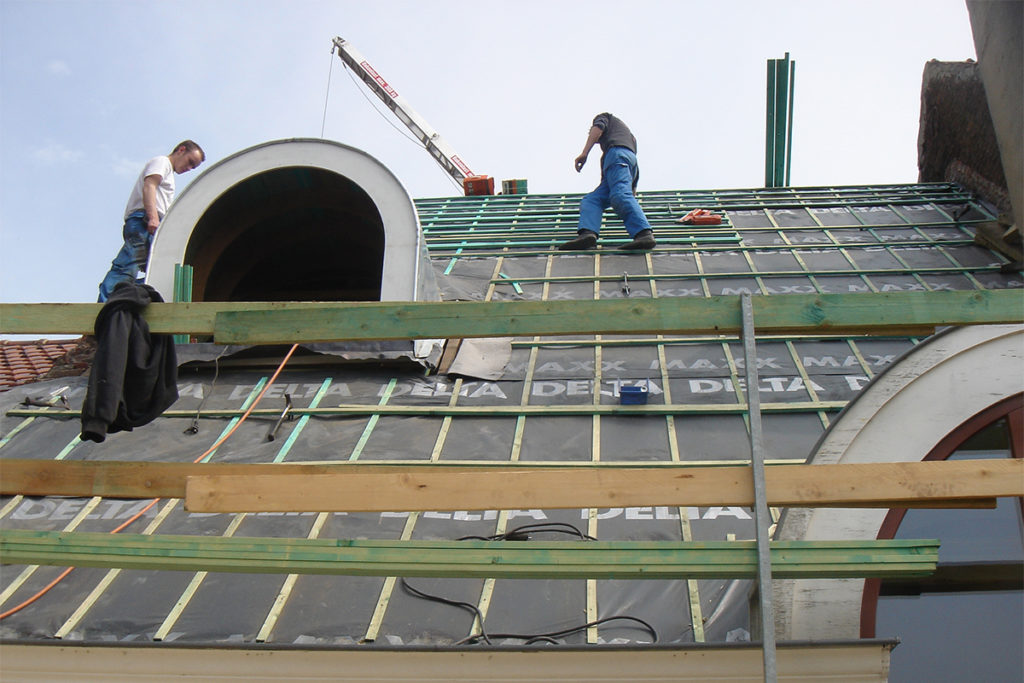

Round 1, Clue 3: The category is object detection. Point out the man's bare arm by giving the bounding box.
[142,174,162,234]
[574,125,603,172]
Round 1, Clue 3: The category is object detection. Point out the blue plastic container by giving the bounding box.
[619,384,649,405]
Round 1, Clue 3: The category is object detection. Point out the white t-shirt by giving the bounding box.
[123,155,175,220]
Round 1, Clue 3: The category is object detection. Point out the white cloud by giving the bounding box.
[31,142,83,165]
[46,59,71,76]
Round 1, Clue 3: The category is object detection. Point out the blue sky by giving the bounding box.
[0,0,976,308]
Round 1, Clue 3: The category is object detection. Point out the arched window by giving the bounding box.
[863,394,1023,682]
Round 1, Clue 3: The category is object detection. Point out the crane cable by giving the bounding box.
[0,343,301,621]
[320,43,336,138]
[332,46,464,193]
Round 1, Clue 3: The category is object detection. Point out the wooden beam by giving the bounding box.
[3,459,1014,509]
[0,530,939,579]
[183,459,1020,512]
[0,459,389,499]
[211,291,1022,343]
[1,290,1019,340]
[0,301,327,336]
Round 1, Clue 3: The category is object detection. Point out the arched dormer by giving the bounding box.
[146,138,439,303]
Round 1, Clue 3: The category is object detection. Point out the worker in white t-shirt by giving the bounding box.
[98,140,205,302]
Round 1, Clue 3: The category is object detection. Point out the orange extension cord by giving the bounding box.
[0,343,300,621]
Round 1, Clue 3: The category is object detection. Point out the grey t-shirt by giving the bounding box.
[593,113,637,154]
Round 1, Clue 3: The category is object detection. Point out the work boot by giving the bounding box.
[558,230,598,251]
[619,229,656,251]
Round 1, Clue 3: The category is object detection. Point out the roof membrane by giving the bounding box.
[1,182,1019,648]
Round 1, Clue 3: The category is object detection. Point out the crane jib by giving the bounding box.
[358,60,398,99]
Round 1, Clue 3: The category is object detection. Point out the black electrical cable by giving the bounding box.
[398,580,659,647]
[523,636,560,646]
[399,578,492,645]
[454,614,659,646]
[457,522,597,542]
[400,523,659,647]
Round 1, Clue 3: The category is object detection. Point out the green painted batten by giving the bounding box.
[0,530,939,580]
[211,290,1023,344]
[4,400,848,421]
[1,290,1020,341]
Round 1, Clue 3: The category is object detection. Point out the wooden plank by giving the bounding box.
[211,291,1022,344]
[182,459,1022,512]
[0,641,900,683]
[0,301,338,336]
[0,459,508,499]
[1,290,1020,339]
[0,530,939,579]
[4,459,1013,509]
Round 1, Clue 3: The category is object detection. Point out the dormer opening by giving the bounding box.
[183,166,384,302]
[148,139,437,303]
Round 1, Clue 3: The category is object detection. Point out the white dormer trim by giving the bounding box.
[148,138,428,301]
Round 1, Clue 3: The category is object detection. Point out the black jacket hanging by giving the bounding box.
[80,282,178,443]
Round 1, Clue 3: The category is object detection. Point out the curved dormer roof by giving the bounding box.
[147,138,438,303]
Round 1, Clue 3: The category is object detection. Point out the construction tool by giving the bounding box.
[678,209,723,225]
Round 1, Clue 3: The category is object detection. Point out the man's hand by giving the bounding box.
[575,125,602,172]
[146,215,160,234]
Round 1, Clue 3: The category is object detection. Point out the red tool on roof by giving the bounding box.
[678,209,722,225]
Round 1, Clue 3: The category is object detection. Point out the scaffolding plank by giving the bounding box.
[0,459,497,498]
[1,290,1019,339]
[182,459,1021,512]
[0,530,939,579]
[211,291,1022,343]
[4,459,1015,509]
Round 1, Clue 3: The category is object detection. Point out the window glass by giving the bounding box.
[877,592,1023,682]
[876,418,1024,682]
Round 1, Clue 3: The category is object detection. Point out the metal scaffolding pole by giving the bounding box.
[742,293,777,682]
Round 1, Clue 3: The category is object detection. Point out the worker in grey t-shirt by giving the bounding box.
[559,113,654,251]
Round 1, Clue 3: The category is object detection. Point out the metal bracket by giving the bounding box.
[266,394,294,442]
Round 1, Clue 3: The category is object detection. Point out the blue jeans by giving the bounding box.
[98,210,151,302]
[578,146,651,237]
